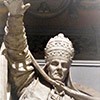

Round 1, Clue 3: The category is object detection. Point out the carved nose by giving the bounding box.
[57,63,62,68]
[57,64,62,71]
[57,68,62,72]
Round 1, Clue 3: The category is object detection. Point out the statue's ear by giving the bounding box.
[43,62,50,73]
[66,60,72,70]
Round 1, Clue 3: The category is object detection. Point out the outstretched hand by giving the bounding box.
[4,0,30,15]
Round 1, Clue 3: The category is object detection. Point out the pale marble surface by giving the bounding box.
[71,67,100,92]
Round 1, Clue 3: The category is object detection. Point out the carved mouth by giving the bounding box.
[53,72,63,77]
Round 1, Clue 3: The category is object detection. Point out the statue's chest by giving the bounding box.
[31,80,50,100]
[19,80,74,100]
[29,82,74,100]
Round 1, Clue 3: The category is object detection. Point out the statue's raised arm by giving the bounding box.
[4,0,31,64]
[3,0,35,99]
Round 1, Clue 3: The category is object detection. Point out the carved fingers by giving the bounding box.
[4,0,30,15]
[22,3,31,14]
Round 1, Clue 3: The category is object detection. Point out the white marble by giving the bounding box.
[71,67,100,92]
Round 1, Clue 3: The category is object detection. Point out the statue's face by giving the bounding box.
[47,59,71,82]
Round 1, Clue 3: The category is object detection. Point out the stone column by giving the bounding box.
[0,43,8,100]
[0,0,8,99]
[0,54,7,100]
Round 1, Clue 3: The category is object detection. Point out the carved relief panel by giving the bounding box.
[24,0,70,18]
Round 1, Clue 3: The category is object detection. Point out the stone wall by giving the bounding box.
[0,0,8,99]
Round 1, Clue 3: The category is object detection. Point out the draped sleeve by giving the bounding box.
[4,14,35,97]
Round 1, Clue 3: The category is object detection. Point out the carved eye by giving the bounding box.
[51,61,59,66]
[61,62,67,68]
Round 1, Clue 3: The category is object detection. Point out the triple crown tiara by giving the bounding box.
[45,33,74,62]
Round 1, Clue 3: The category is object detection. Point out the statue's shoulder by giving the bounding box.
[73,82,100,97]
[20,78,51,100]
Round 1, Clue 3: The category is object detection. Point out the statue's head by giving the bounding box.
[44,33,74,82]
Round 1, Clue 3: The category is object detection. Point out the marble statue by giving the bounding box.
[1,0,100,100]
